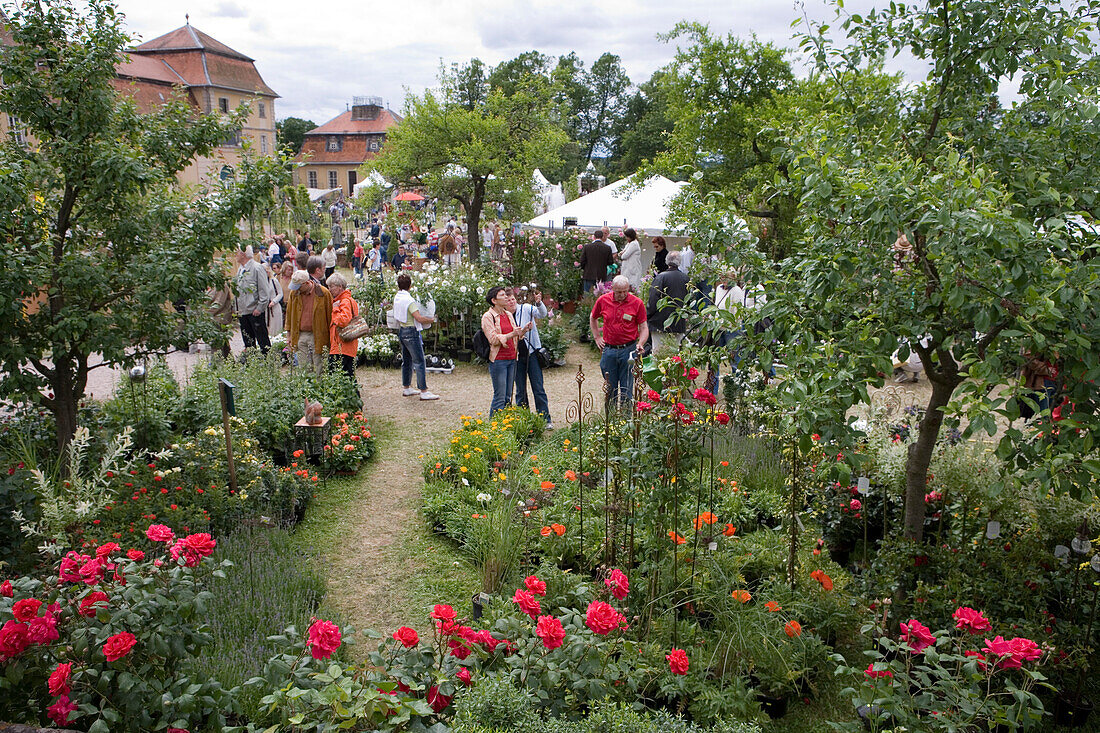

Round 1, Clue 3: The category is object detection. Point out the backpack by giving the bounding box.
[473,329,492,362]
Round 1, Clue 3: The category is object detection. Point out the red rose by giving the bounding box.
[585,601,625,635]
[524,575,547,596]
[692,388,717,406]
[666,647,689,675]
[0,580,12,597]
[48,662,72,696]
[687,367,700,380]
[169,540,203,567]
[535,615,566,650]
[95,542,120,560]
[180,533,216,558]
[456,667,472,686]
[126,549,145,561]
[952,606,991,635]
[646,389,661,402]
[635,401,653,412]
[78,557,105,585]
[714,412,730,425]
[427,685,452,713]
[102,631,137,661]
[59,552,89,583]
[864,663,893,679]
[431,604,456,622]
[393,626,419,648]
[145,524,175,543]
[0,620,30,659]
[28,614,59,645]
[12,598,41,622]
[899,619,935,653]
[46,694,76,727]
[307,619,342,659]
[512,589,541,619]
[80,591,110,617]
[604,568,629,600]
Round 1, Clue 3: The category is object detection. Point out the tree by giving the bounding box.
[441,58,491,111]
[488,51,552,98]
[574,53,631,164]
[366,88,565,258]
[739,0,1100,540]
[0,0,291,456]
[605,69,673,178]
[276,117,316,155]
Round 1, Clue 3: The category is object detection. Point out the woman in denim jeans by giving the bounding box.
[392,273,439,401]
[481,285,531,415]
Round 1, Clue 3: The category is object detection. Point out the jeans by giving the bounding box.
[238,313,270,354]
[515,352,550,421]
[398,327,427,391]
[583,279,597,293]
[600,345,634,409]
[489,358,517,415]
[352,256,362,275]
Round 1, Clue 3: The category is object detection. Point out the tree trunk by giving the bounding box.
[902,375,956,540]
[51,373,79,464]
[466,177,487,261]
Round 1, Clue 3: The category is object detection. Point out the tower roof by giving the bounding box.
[131,24,253,62]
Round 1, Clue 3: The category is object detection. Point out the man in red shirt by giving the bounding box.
[590,275,649,409]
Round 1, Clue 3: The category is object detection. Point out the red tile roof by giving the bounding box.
[306,109,402,136]
[132,24,253,61]
[116,53,187,85]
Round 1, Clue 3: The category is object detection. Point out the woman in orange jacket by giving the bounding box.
[326,272,360,383]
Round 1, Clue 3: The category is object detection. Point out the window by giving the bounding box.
[7,116,25,146]
[370,141,378,151]
[328,170,338,189]
[307,170,318,188]
[221,129,242,147]
[326,136,342,152]
[218,97,229,113]
[260,134,268,154]
[258,101,266,119]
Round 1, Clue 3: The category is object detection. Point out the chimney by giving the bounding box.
[351,95,383,121]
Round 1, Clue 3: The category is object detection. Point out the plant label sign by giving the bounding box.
[857,477,870,495]
[985,521,1001,540]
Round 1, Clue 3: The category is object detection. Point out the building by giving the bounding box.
[294,96,401,195]
[111,21,278,186]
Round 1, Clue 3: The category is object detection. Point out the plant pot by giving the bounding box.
[757,692,789,719]
[828,544,852,567]
[455,349,472,363]
[1054,693,1094,727]
[560,300,577,314]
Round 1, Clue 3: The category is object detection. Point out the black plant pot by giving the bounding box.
[455,349,472,363]
[757,692,789,719]
[829,544,852,567]
[1054,693,1094,727]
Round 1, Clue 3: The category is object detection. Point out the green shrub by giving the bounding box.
[451,674,541,731]
[101,358,182,453]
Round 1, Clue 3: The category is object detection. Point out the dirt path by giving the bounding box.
[321,343,604,636]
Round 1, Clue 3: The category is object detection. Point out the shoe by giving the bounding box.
[402,388,419,396]
[419,391,440,400]
[545,422,555,431]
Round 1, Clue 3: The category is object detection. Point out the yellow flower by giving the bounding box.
[460,466,468,473]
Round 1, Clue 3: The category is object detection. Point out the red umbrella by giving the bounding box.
[394,191,425,201]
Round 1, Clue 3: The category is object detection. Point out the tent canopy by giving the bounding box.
[307,187,342,202]
[526,175,688,234]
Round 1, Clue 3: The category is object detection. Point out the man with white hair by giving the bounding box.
[590,274,649,409]
[234,248,271,355]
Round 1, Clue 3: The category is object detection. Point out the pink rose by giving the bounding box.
[604,568,629,600]
[456,667,472,686]
[145,524,175,543]
[59,552,89,583]
[535,614,566,650]
[692,388,717,406]
[952,607,991,635]
[585,601,625,635]
[12,598,41,622]
[899,619,936,653]
[46,694,76,726]
[126,549,145,561]
[864,663,893,679]
[307,619,342,659]
[0,620,30,660]
[524,575,547,596]
[512,588,541,619]
[850,499,862,512]
[180,532,216,558]
[666,647,689,675]
[28,614,59,645]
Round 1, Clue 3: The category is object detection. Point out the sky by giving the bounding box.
[112,0,914,124]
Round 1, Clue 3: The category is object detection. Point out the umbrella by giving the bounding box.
[394,191,425,202]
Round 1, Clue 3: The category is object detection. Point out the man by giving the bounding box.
[234,248,271,355]
[368,239,383,282]
[285,269,333,376]
[513,286,553,428]
[579,231,613,294]
[439,222,458,268]
[370,218,381,240]
[296,228,313,254]
[390,244,408,271]
[590,275,649,410]
[379,225,392,265]
[601,225,618,255]
[647,251,691,354]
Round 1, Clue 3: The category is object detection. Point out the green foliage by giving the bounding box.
[275,116,317,155]
[0,0,292,455]
[101,358,182,453]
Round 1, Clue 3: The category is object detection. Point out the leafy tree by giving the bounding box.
[366,88,566,257]
[574,53,632,164]
[606,69,673,178]
[441,57,491,111]
[0,0,291,456]
[734,0,1100,539]
[488,50,553,98]
[276,116,316,155]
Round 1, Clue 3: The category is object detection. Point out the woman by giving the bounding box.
[513,287,553,428]
[278,261,294,298]
[352,239,364,278]
[264,263,284,338]
[652,236,669,273]
[326,272,359,383]
[322,242,338,280]
[619,227,645,290]
[481,285,531,416]
[393,273,439,400]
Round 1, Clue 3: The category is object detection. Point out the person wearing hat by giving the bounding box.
[285,269,333,376]
[481,285,532,416]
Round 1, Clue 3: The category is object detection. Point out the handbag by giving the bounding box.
[339,315,370,342]
[535,347,552,369]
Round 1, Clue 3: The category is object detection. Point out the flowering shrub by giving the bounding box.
[511,228,585,302]
[357,331,400,364]
[833,610,1049,731]
[0,524,235,730]
[322,412,376,473]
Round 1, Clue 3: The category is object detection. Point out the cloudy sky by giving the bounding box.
[113,0,908,124]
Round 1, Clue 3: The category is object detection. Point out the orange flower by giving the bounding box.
[765,601,782,612]
[540,526,552,537]
[731,589,752,603]
[532,467,541,475]
[435,462,442,469]
[564,470,577,481]
[784,620,802,637]
[693,512,718,530]
[668,531,687,545]
[551,523,566,536]
[720,460,729,467]
[811,570,834,591]
[723,524,737,537]
[540,481,555,491]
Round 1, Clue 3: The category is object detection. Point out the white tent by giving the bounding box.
[526,175,688,234]
[307,187,342,202]
[532,168,566,214]
[352,171,391,197]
